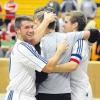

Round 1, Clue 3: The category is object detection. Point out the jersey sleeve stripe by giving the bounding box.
[20,42,47,64]
[70,58,80,64]
[71,54,82,60]
[17,43,46,71]
[77,40,83,54]
[7,90,14,100]
[70,54,82,64]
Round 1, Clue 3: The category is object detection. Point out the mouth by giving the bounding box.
[26,35,33,40]
[27,33,33,37]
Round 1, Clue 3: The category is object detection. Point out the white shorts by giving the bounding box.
[71,85,93,100]
[5,90,36,100]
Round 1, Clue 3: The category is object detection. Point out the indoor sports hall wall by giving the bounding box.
[1,0,100,28]
[1,0,62,15]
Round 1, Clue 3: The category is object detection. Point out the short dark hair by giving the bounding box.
[65,11,87,31]
[15,15,33,29]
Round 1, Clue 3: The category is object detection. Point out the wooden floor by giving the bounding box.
[0,94,5,100]
[0,93,100,100]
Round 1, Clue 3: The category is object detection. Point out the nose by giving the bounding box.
[29,27,34,33]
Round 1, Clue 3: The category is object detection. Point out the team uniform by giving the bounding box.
[36,31,84,100]
[70,40,93,100]
[5,39,47,100]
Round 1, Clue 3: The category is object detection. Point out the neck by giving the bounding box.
[17,33,23,41]
[73,28,77,32]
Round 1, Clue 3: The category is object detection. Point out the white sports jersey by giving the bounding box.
[6,39,47,99]
[70,40,93,100]
[38,31,84,94]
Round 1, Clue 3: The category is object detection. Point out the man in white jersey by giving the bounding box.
[33,8,100,100]
[5,14,69,100]
[63,11,93,100]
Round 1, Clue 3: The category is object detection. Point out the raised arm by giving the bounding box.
[32,12,57,45]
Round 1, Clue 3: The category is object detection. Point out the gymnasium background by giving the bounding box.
[0,0,100,100]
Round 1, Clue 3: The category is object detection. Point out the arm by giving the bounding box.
[32,12,57,45]
[42,49,65,73]
[52,61,78,72]
[51,40,83,72]
[82,31,90,40]
[66,29,99,45]
[71,29,100,43]
[83,29,100,43]
[42,40,67,73]
[17,40,67,73]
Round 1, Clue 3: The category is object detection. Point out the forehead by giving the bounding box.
[64,16,71,21]
[21,20,33,26]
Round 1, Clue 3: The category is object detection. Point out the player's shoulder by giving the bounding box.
[75,39,89,46]
[15,40,35,52]
[42,32,57,40]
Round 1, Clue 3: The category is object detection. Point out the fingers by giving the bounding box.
[44,12,57,23]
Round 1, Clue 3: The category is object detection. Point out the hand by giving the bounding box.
[88,29,100,43]
[44,12,57,24]
[56,40,68,55]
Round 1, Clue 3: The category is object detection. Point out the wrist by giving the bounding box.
[54,51,62,59]
[42,19,49,26]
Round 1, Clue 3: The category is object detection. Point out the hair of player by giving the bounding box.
[33,6,57,30]
[65,11,87,31]
[15,15,33,29]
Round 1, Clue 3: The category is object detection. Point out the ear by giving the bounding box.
[15,28,20,33]
[73,22,78,29]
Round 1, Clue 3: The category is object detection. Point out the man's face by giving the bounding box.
[18,20,34,42]
[63,16,75,32]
